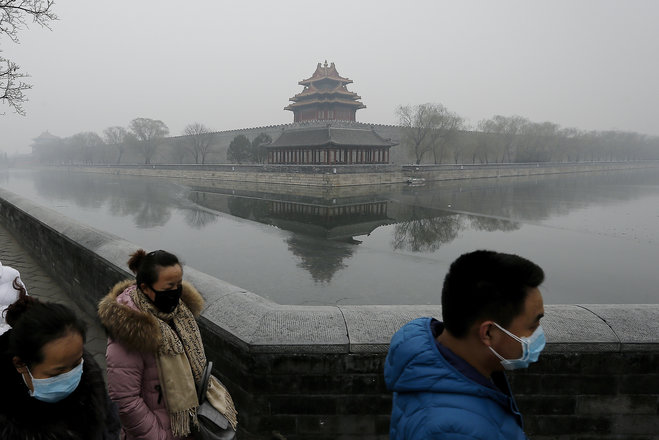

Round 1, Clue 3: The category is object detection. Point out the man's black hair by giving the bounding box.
[441,250,544,338]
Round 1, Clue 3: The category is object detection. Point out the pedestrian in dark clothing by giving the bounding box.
[0,294,120,440]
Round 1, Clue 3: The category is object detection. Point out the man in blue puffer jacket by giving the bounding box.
[384,250,546,439]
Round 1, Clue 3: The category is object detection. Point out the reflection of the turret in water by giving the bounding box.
[189,188,525,279]
[222,196,392,282]
[285,235,355,283]
[265,200,392,241]
[206,193,394,240]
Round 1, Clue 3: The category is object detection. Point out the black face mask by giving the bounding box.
[149,284,183,313]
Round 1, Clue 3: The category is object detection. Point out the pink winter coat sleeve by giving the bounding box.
[106,338,173,440]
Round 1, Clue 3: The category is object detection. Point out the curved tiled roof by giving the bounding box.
[287,62,366,116]
[298,61,352,86]
[284,98,367,111]
[290,83,361,101]
[267,126,396,148]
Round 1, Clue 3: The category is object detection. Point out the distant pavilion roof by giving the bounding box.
[289,83,362,102]
[33,131,60,142]
[285,61,366,114]
[298,61,353,86]
[268,126,396,148]
[285,98,366,111]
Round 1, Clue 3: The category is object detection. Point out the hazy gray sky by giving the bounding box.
[2,0,658,154]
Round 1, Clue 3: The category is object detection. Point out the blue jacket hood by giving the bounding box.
[384,317,527,440]
[385,317,504,404]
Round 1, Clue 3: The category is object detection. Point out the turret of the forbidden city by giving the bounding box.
[284,61,366,122]
[267,61,395,165]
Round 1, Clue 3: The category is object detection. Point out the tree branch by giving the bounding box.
[0,55,30,115]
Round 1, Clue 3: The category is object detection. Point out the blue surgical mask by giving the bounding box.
[489,323,546,370]
[25,360,84,403]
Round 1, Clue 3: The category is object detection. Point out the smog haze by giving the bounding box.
[1,0,658,154]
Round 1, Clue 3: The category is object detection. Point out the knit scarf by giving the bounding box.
[131,287,206,437]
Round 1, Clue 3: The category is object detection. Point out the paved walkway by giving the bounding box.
[0,222,107,372]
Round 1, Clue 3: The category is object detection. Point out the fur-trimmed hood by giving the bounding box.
[98,279,205,354]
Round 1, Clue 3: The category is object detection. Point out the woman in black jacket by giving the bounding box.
[0,292,120,440]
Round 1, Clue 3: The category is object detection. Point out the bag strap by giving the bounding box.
[197,361,213,404]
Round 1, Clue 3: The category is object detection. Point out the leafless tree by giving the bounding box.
[397,104,435,164]
[478,115,528,163]
[68,131,104,165]
[103,126,133,164]
[517,121,561,162]
[397,103,464,164]
[428,108,464,164]
[129,117,169,164]
[0,0,57,115]
[183,122,214,164]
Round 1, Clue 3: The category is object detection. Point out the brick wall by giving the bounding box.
[511,352,658,439]
[199,334,658,440]
[63,161,659,188]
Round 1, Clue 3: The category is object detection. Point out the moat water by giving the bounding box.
[1,167,658,305]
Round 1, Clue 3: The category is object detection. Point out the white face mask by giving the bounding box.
[489,323,546,370]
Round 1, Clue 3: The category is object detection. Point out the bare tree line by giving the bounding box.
[398,103,659,164]
[31,118,219,165]
[30,118,274,166]
[29,106,659,166]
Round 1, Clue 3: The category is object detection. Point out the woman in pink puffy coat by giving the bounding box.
[98,249,206,440]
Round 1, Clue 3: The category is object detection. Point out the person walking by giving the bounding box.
[0,295,120,439]
[98,249,236,440]
[384,250,546,440]
[0,260,28,335]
